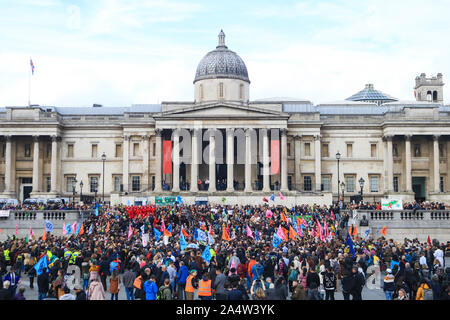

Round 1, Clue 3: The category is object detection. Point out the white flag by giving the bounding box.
[142,233,149,247]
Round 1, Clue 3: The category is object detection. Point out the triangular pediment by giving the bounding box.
[156,102,288,119]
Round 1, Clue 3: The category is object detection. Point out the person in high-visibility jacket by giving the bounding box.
[4,249,10,266]
[69,251,80,265]
[64,250,72,260]
[198,273,212,300]
[185,269,197,300]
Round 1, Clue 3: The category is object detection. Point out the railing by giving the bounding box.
[350,210,450,222]
[7,210,95,220]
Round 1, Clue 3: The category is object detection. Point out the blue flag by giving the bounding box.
[346,232,356,257]
[65,224,71,235]
[176,195,183,204]
[180,232,187,250]
[272,233,282,248]
[255,230,259,241]
[76,222,81,235]
[154,228,162,242]
[364,229,370,238]
[34,255,48,276]
[45,220,53,233]
[88,224,93,235]
[202,245,211,263]
[167,223,173,234]
[94,207,99,216]
[270,194,275,201]
[194,228,199,241]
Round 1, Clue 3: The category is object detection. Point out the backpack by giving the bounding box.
[157,286,171,300]
[288,269,299,281]
[423,288,433,300]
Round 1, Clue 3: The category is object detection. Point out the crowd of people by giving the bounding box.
[0,201,449,301]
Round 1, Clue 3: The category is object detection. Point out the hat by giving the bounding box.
[386,269,392,274]
[190,269,197,274]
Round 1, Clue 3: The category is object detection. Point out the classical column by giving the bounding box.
[209,129,216,192]
[244,128,253,192]
[294,135,302,190]
[433,135,441,192]
[4,136,14,195]
[122,135,130,192]
[405,135,412,192]
[32,135,40,193]
[280,129,288,192]
[50,135,59,193]
[190,129,199,192]
[142,134,150,191]
[386,135,394,192]
[172,129,180,192]
[314,134,322,191]
[154,129,162,192]
[262,128,270,192]
[226,128,234,192]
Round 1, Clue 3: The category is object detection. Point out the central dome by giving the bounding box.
[194,30,250,84]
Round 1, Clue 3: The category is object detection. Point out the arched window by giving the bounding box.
[218,82,224,99]
[427,91,432,102]
[239,84,244,100]
[433,91,438,102]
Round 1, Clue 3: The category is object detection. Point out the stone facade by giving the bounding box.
[0,32,449,206]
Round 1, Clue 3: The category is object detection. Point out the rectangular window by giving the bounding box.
[322,143,329,158]
[67,144,74,158]
[114,176,122,192]
[371,144,377,158]
[25,144,31,157]
[90,176,99,193]
[46,177,51,192]
[287,143,291,157]
[345,176,355,193]
[1,144,5,158]
[321,176,331,191]
[346,144,353,158]
[393,176,399,192]
[152,143,156,157]
[66,176,76,193]
[115,144,122,158]
[132,176,140,191]
[370,176,379,192]
[133,143,139,156]
[440,176,445,193]
[305,143,311,156]
[0,176,4,192]
[288,175,292,190]
[304,176,312,191]
[91,144,98,158]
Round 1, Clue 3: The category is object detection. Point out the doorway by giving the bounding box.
[412,177,426,202]
[180,162,186,190]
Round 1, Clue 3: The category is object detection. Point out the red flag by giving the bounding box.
[352,224,358,236]
[163,140,173,174]
[105,221,110,234]
[427,235,431,246]
[222,224,230,241]
[262,197,269,203]
[181,226,189,237]
[380,225,387,236]
[271,139,280,174]
[42,229,47,242]
[79,223,84,235]
[281,212,287,223]
[282,227,289,241]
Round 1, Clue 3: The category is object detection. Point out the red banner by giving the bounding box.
[271,139,280,174]
[163,140,172,174]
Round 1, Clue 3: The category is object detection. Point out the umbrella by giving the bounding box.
[186,243,199,249]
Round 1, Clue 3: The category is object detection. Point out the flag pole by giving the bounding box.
[28,56,31,107]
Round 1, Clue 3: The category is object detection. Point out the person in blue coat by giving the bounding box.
[176,261,189,300]
[143,275,158,300]
[3,267,21,297]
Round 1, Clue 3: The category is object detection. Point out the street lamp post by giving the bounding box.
[72,178,77,205]
[80,180,84,203]
[101,152,106,204]
[340,181,345,206]
[359,177,365,204]
[336,151,341,205]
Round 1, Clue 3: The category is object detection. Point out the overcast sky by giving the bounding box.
[1,0,449,107]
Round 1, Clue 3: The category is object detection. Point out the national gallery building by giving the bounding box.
[0,31,449,206]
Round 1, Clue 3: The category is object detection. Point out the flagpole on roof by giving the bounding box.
[28,56,31,107]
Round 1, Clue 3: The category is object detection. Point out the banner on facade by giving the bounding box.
[381,199,403,210]
[0,210,10,217]
[155,196,176,206]
[271,139,280,174]
[162,140,172,174]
